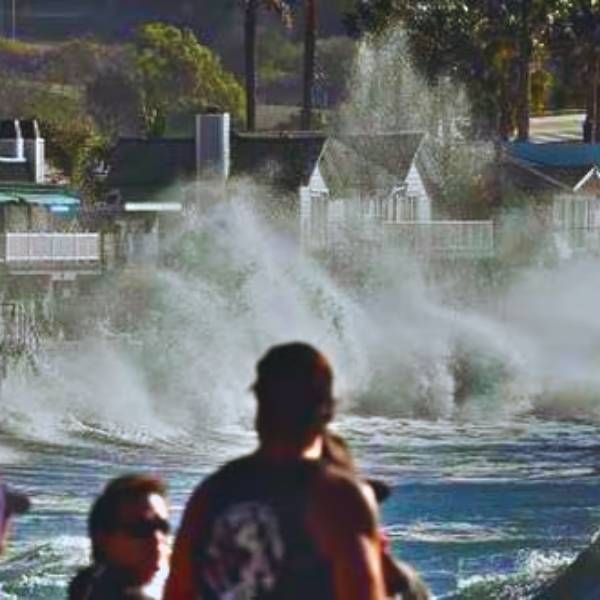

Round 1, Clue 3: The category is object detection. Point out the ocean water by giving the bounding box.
[1,198,600,598]
[1,417,599,598]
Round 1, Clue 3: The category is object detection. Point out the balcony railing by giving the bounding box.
[383,221,495,257]
[0,233,100,264]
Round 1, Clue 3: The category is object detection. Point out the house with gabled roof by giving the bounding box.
[0,119,100,277]
[104,114,432,257]
[230,130,328,195]
[502,142,600,194]
[502,142,600,253]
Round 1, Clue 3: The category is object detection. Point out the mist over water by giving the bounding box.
[1,186,600,453]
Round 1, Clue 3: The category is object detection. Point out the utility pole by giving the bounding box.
[245,0,257,132]
[593,57,599,144]
[11,0,16,40]
[301,0,317,130]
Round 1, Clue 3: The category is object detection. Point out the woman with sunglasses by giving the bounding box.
[69,474,171,600]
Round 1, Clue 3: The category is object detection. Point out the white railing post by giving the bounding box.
[383,221,494,257]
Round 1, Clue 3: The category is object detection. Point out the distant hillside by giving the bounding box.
[1,0,354,42]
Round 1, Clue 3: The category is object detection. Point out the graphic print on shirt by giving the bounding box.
[201,502,285,599]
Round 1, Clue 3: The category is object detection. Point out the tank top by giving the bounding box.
[193,454,334,600]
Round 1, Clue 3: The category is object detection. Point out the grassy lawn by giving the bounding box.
[529,112,585,141]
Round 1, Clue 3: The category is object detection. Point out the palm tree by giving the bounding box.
[301,0,316,130]
[243,0,291,131]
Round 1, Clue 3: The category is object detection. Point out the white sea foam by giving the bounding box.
[456,549,575,598]
[387,521,515,544]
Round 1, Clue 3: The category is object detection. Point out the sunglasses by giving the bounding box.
[116,517,170,539]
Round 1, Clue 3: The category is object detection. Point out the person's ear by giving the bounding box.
[0,517,11,554]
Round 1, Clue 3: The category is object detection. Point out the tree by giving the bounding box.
[25,88,101,183]
[548,2,600,142]
[316,36,357,103]
[242,0,292,131]
[44,38,111,85]
[134,22,245,136]
[85,63,143,138]
[344,1,506,136]
[344,0,558,140]
[244,0,259,130]
[483,0,558,140]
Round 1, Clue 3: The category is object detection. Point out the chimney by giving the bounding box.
[195,112,230,180]
[21,120,44,183]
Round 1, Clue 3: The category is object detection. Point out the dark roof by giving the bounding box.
[338,132,423,178]
[501,143,600,193]
[231,131,327,192]
[105,138,196,188]
[529,165,589,189]
[106,134,329,201]
[105,130,423,201]
[508,141,600,168]
[319,132,424,196]
[114,184,192,205]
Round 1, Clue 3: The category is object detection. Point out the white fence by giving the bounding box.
[0,233,100,263]
[383,221,495,257]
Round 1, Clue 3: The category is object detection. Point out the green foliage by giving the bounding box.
[26,89,100,181]
[258,29,301,84]
[71,134,111,205]
[134,22,245,136]
[317,36,358,97]
[0,36,42,57]
[85,64,142,138]
[345,1,563,138]
[44,38,112,85]
[531,69,552,113]
[0,75,35,118]
[547,1,600,122]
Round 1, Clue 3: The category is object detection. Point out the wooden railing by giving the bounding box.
[383,221,495,257]
[0,233,100,263]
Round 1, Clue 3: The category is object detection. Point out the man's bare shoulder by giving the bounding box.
[185,453,257,508]
[178,454,255,536]
[310,464,379,538]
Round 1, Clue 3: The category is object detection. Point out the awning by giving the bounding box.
[0,192,17,203]
[509,142,600,168]
[0,192,80,206]
[18,193,80,206]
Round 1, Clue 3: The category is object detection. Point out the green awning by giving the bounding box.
[0,192,18,203]
[18,193,80,206]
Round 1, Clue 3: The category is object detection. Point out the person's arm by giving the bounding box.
[163,485,209,600]
[308,468,387,600]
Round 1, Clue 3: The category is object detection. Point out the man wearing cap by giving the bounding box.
[0,482,30,554]
[165,341,387,600]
